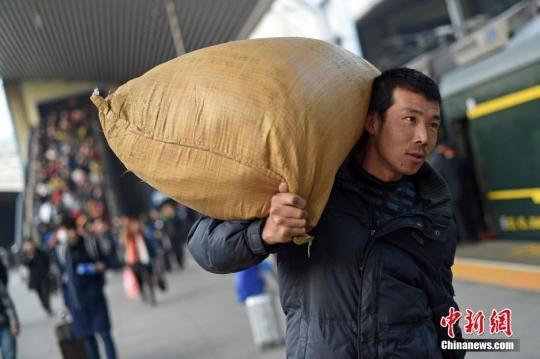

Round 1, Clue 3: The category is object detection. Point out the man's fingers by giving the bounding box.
[270,205,307,220]
[278,226,306,239]
[273,217,307,228]
[275,182,307,208]
[272,193,307,209]
[291,195,307,209]
[263,192,309,244]
[269,184,308,240]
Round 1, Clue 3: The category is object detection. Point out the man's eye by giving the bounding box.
[405,116,416,123]
[430,122,440,130]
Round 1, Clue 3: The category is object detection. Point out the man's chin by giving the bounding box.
[402,164,423,176]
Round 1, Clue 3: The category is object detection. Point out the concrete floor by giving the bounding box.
[11,252,540,359]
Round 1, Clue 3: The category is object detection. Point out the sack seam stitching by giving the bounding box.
[121,123,284,181]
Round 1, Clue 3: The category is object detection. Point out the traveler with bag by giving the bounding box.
[55,218,117,359]
[122,217,157,305]
[188,69,464,358]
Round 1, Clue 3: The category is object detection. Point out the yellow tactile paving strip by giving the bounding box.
[453,258,540,293]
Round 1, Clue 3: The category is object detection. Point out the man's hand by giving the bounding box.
[11,326,19,337]
[261,182,308,246]
[95,261,105,273]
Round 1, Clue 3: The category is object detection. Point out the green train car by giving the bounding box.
[440,18,540,240]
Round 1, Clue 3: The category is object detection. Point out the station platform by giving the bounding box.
[11,241,540,358]
[454,239,540,292]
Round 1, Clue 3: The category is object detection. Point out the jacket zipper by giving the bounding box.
[357,214,435,358]
[357,205,376,358]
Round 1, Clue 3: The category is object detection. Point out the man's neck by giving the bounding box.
[354,148,403,183]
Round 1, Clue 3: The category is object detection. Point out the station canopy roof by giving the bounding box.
[0,0,273,84]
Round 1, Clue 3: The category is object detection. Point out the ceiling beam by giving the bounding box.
[164,0,186,56]
[235,0,274,40]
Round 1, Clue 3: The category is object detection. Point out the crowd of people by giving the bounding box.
[13,106,198,359]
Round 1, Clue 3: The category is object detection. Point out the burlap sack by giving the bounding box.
[91,37,379,244]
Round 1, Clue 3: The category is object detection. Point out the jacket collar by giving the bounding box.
[335,150,453,220]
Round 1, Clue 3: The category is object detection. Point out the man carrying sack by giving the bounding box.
[188,68,464,358]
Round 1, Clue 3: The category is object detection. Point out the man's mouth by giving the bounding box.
[407,152,425,163]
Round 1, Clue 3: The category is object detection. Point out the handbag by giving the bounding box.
[55,320,88,359]
[123,267,140,299]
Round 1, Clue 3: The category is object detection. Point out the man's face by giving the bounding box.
[363,87,440,181]
[128,220,140,233]
[162,204,174,218]
[24,241,36,255]
[57,226,78,245]
[150,209,159,220]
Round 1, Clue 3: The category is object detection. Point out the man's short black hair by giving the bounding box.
[368,68,441,119]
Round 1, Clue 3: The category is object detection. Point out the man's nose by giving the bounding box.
[414,124,428,144]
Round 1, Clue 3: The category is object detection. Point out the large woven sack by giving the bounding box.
[91,37,379,244]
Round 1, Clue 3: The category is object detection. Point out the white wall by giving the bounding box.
[249,0,364,56]
[0,80,24,192]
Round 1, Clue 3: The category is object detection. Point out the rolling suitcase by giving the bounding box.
[245,292,284,351]
[55,321,88,359]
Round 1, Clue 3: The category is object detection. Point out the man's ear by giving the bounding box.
[365,112,379,136]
